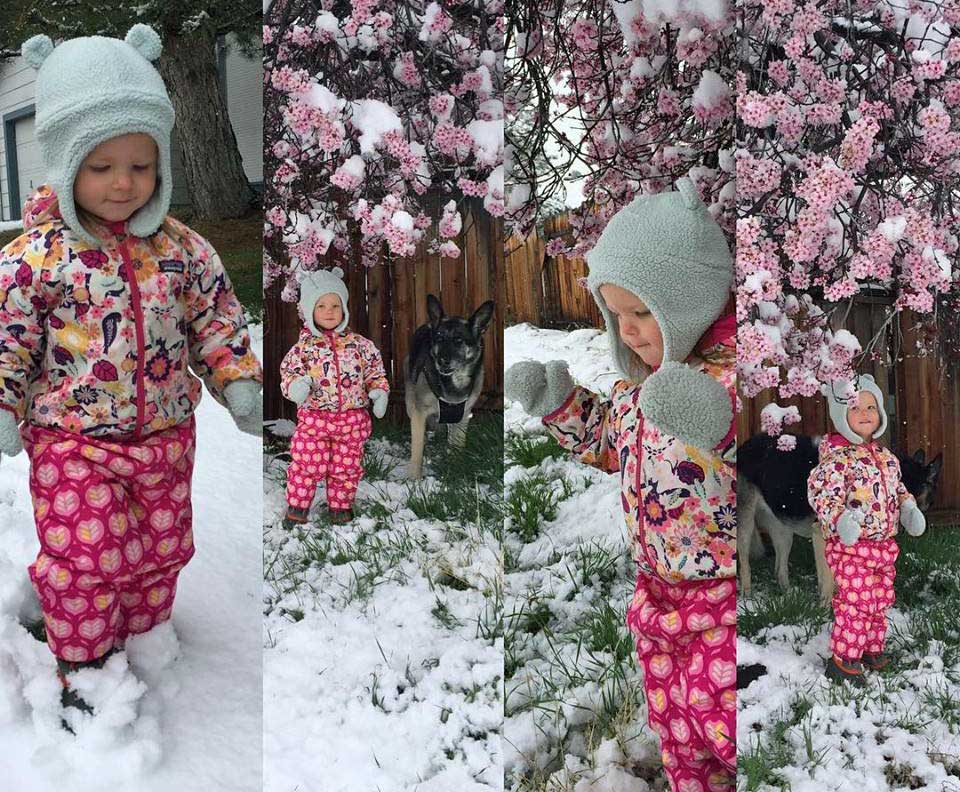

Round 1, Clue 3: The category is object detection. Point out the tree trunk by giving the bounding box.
[156,24,254,219]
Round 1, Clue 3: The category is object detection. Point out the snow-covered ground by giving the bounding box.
[738,527,960,792]
[0,326,263,791]
[503,323,666,791]
[262,413,503,791]
[0,220,24,233]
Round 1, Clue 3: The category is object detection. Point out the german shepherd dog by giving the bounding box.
[404,294,495,479]
[738,433,943,604]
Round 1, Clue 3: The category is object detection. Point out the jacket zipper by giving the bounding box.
[635,408,662,577]
[868,443,892,537]
[116,232,146,439]
[327,330,343,411]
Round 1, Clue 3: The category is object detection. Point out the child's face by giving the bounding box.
[313,293,344,330]
[599,283,664,367]
[847,390,880,440]
[74,133,158,224]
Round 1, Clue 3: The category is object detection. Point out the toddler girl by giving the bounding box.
[506,180,737,792]
[808,375,925,685]
[0,26,263,721]
[280,267,389,526]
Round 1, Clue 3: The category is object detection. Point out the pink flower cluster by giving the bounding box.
[263,1,503,289]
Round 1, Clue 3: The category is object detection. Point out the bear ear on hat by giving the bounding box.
[125,23,163,62]
[675,177,704,211]
[330,266,344,278]
[22,34,55,69]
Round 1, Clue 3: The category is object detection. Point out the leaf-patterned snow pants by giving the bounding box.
[23,419,196,663]
[825,537,899,663]
[286,408,372,512]
[626,572,737,792]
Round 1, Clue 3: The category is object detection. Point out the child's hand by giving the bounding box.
[505,360,574,417]
[0,411,22,459]
[900,499,926,537]
[638,362,732,451]
[369,388,388,419]
[837,507,865,545]
[287,377,313,405]
[224,380,263,437]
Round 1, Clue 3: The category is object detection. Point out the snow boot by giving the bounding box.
[825,655,866,687]
[328,508,354,525]
[861,651,890,671]
[57,651,116,731]
[283,506,310,530]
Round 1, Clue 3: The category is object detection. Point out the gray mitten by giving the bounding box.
[369,388,388,419]
[224,380,263,437]
[0,410,22,458]
[287,376,312,406]
[836,508,864,546]
[505,360,575,417]
[638,362,732,451]
[900,499,926,537]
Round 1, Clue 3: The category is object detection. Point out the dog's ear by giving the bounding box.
[912,449,925,464]
[928,452,944,479]
[427,294,444,328]
[469,300,495,336]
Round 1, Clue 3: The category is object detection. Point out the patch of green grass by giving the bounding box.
[738,584,830,644]
[580,599,633,662]
[738,698,815,791]
[921,677,960,733]
[431,596,464,630]
[506,473,560,543]
[505,431,566,468]
[362,447,396,481]
[406,478,502,526]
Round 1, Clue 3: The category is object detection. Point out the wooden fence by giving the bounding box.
[738,300,960,521]
[506,215,604,328]
[264,198,504,423]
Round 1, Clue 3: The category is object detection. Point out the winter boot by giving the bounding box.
[57,650,115,731]
[825,655,866,687]
[861,651,890,671]
[283,506,310,530]
[328,508,354,525]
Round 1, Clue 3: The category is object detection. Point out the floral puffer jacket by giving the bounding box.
[0,186,262,439]
[280,327,388,412]
[808,434,913,542]
[542,327,737,583]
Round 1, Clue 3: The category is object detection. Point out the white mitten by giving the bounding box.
[369,389,388,419]
[900,499,926,537]
[287,377,312,406]
[0,410,22,458]
[836,507,865,546]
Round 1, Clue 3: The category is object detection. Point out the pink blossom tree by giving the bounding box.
[738,0,960,434]
[505,0,736,259]
[263,0,505,300]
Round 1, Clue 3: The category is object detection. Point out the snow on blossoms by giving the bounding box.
[506,0,736,257]
[737,0,960,407]
[263,0,504,290]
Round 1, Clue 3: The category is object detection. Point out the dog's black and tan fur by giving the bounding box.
[404,294,495,478]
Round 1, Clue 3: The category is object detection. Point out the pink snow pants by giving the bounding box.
[626,572,737,792]
[23,419,196,663]
[286,408,372,512]
[825,537,899,663]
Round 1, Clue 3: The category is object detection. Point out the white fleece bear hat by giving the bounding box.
[298,267,350,335]
[822,374,888,445]
[21,25,175,247]
[585,178,734,381]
